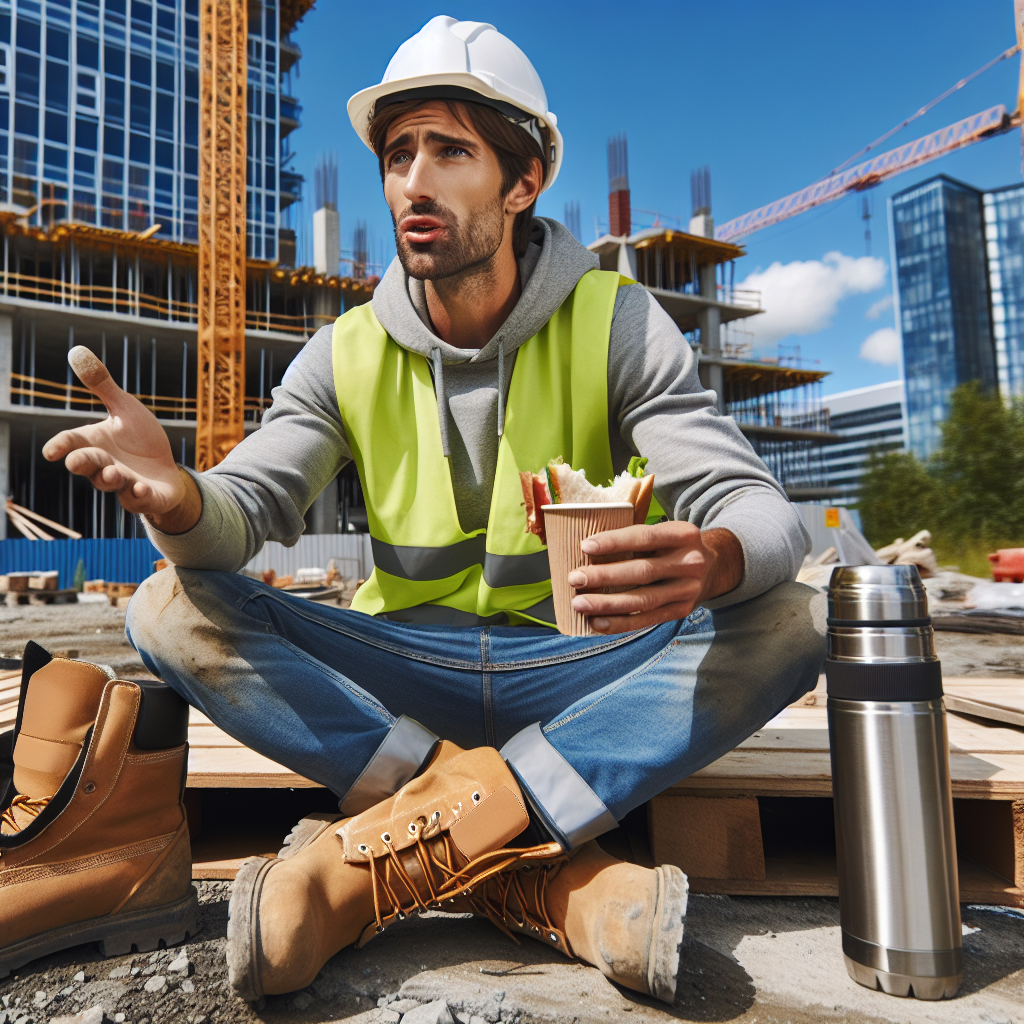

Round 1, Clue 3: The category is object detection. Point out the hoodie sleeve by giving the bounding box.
[607,285,810,607]
[143,324,352,571]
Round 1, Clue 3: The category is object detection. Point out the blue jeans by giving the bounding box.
[126,568,826,848]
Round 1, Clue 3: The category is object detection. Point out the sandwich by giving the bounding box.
[520,457,655,544]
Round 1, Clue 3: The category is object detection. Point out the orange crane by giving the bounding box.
[717,3,1024,243]
[194,0,315,471]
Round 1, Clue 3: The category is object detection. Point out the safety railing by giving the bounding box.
[0,268,338,336]
[10,372,273,422]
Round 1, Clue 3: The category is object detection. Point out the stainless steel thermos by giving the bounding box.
[825,564,962,1000]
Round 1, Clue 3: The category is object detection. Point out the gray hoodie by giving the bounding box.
[147,217,809,610]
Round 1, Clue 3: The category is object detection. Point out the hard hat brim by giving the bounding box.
[348,72,563,192]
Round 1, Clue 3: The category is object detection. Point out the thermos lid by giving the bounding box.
[828,564,929,625]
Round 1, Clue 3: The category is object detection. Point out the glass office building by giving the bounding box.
[0,0,299,260]
[984,183,1024,403]
[890,176,997,459]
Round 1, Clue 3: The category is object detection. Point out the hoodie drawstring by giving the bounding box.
[431,346,452,458]
[497,338,506,439]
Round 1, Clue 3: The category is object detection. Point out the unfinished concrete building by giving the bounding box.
[589,147,839,498]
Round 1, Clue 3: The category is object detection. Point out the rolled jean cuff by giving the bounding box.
[338,716,439,815]
[500,722,618,850]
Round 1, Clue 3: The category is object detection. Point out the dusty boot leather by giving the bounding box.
[467,839,688,1003]
[0,642,198,977]
[227,740,561,1000]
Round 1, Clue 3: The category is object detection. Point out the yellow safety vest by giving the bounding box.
[332,269,655,627]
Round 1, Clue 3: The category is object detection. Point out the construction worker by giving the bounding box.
[33,16,826,1006]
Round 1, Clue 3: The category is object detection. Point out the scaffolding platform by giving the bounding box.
[1,670,1022,897]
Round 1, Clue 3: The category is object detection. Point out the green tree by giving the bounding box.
[931,381,1024,542]
[857,381,1024,552]
[859,450,937,547]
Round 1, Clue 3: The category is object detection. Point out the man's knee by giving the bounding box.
[707,580,827,695]
[125,565,235,660]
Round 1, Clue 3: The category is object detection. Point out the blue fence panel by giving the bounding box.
[0,538,163,589]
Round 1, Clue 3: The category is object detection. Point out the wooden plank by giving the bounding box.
[687,851,1023,908]
[187,724,244,748]
[186,745,320,788]
[672,751,1024,798]
[945,695,1024,729]
[648,794,765,880]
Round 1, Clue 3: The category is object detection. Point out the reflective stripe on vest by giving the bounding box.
[332,269,628,626]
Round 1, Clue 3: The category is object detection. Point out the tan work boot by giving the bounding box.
[0,642,198,976]
[227,740,560,1000]
[465,839,688,1003]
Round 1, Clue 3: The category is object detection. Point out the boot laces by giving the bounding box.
[466,850,572,947]
[365,812,564,937]
[1,793,52,837]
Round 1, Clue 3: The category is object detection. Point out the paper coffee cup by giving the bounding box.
[542,502,634,636]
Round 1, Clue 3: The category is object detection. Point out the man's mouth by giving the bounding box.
[400,216,446,245]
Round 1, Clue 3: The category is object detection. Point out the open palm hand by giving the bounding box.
[42,346,185,516]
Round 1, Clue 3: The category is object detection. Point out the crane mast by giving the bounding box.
[196,0,247,471]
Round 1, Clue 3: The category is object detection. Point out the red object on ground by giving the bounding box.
[988,548,1024,582]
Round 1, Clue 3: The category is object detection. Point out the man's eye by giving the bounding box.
[389,153,410,168]
[442,146,469,158]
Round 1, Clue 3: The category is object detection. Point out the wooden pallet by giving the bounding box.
[650,676,1024,908]
[2,668,1023,898]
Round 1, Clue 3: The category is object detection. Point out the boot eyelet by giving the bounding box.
[397,911,406,920]
[471,791,481,804]
[358,844,369,854]
[549,932,558,942]
[83,782,96,794]
[381,832,391,843]
[430,810,441,822]
[408,822,418,835]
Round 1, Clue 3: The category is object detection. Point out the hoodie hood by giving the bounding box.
[371,217,600,456]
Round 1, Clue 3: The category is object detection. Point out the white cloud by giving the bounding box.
[860,327,901,365]
[738,252,888,349]
[866,294,894,319]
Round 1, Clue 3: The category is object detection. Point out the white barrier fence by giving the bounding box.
[243,533,374,582]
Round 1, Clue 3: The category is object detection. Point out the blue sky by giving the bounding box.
[289,0,1021,396]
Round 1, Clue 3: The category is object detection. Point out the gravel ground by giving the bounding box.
[1,884,1021,1024]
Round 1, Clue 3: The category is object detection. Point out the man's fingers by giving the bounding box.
[43,425,103,461]
[568,552,706,591]
[580,520,699,556]
[68,345,122,405]
[572,577,702,617]
[590,600,700,635]
[64,446,114,478]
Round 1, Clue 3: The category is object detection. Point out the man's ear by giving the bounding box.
[505,156,544,215]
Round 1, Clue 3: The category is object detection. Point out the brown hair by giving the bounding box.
[368,98,547,259]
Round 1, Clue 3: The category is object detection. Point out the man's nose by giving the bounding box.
[402,152,435,204]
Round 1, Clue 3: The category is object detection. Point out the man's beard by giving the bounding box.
[394,197,505,283]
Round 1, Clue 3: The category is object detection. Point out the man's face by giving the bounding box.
[381,102,507,282]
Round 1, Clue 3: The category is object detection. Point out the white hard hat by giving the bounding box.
[348,15,563,191]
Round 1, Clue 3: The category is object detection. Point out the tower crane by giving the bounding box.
[717,2,1024,243]
[194,0,315,471]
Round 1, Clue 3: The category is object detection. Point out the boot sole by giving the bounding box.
[227,813,344,1002]
[0,887,199,979]
[648,865,688,1004]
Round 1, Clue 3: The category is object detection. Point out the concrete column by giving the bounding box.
[616,242,637,280]
[697,261,725,413]
[0,313,11,411]
[0,419,8,540]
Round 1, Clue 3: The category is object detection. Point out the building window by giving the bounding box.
[46,60,68,111]
[43,144,67,181]
[77,71,98,110]
[105,77,124,122]
[44,110,67,143]
[0,45,11,91]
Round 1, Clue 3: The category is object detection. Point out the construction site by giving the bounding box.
[0,2,1023,1024]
